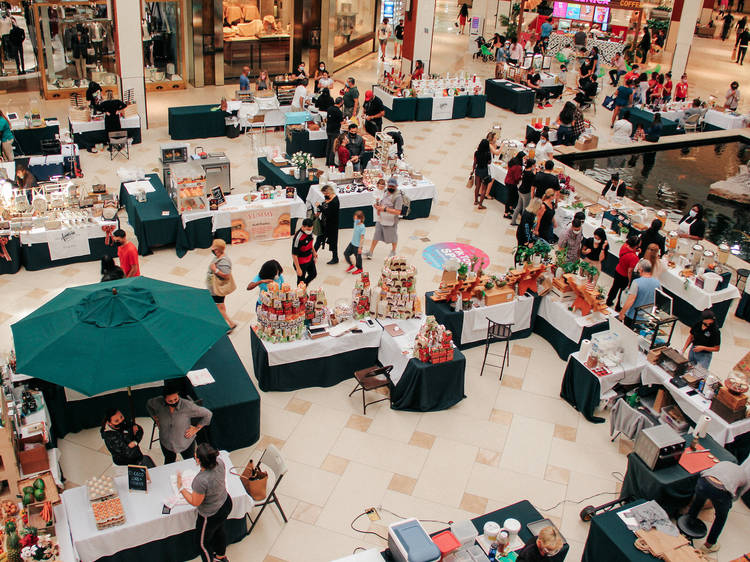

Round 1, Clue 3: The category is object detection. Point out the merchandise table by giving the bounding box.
[176,192,306,257]
[11,121,60,155]
[560,350,646,423]
[168,104,227,140]
[488,162,508,203]
[546,34,625,64]
[657,266,739,328]
[257,156,316,202]
[69,115,142,146]
[376,318,466,412]
[60,451,250,562]
[119,174,180,256]
[736,285,750,322]
[641,362,750,446]
[36,336,260,451]
[581,500,657,562]
[619,434,735,515]
[373,87,418,121]
[0,234,22,274]
[27,154,81,181]
[305,180,437,228]
[285,127,328,158]
[250,321,382,391]
[485,78,536,114]
[19,217,118,271]
[414,94,487,121]
[625,107,681,136]
[534,297,610,360]
[424,292,539,349]
[703,109,748,130]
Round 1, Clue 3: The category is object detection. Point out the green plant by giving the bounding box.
[561,259,579,274]
[646,18,670,31]
[532,239,552,259]
[457,263,469,278]
[555,248,568,268]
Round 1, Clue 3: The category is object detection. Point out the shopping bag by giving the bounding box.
[602,95,616,111]
[232,461,268,500]
[466,173,475,188]
[212,270,237,296]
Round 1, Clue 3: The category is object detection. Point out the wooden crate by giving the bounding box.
[17,472,60,506]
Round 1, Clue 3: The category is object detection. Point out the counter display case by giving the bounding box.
[632,306,678,350]
[142,0,186,92]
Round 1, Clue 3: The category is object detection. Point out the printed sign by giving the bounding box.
[47,229,91,261]
[230,203,293,244]
[422,242,490,271]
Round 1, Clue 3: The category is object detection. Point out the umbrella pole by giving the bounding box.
[128,386,135,421]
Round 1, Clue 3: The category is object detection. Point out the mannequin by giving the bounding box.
[0,12,11,67]
[71,28,88,83]
[88,21,105,67]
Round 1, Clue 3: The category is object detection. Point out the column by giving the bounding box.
[671,0,702,79]
[113,0,147,127]
[402,0,436,73]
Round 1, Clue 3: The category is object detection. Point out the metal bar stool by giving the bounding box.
[479,319,513,380]
[736,268,749,293]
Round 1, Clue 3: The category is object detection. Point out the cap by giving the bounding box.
[387,177,398,187]
[364,90,374,101]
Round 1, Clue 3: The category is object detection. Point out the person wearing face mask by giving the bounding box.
[557,212,585,264]
[601,172,626,201]
[677,203,706,240]
[314,184,340,264]
[247,259,284,307]
[581,227,608,282]
[682,309,721,368]
[112,229,140,277]
[101,408,155,467]
[296,61,307,79]
[292,78,309,111]
[147,382,213,464]
[318,69,334,90]
[292,218,318,284]
[344,209,366,274]
[345,123,365,170]
[362,90,385,136]
[535,131,554,162]
[313,61,327,92]
[365,177,403,259]
[206,239,236,331]
[724,81,740,111]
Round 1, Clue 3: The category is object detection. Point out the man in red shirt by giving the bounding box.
[113,229,140,277]
[622,65,640,85]
[606,233,640,311]
[291,218,317,285]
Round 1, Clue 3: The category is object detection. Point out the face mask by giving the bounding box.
[303,229,313,235]
[319,65,324,70]
[689,210,697,218]
[387,187,396,193]
[349,132,357,138]
[354,219,361,225]
[110,419,123,430]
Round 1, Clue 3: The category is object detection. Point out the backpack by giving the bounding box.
[395,189,411,218]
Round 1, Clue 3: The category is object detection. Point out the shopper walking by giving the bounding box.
[178,444,232,562]
[503,152,523,219]
[457,3,469,34]
[314,184,340,264]
[737,27,750,63]
[638,27,651,63]
[619,260,661,327]
[325,96,344,167]
[147,382,213,464]
[344,210,366,274]
[606,233,640,310]
[342,77,360,119]
[472,139,492,210]
[9,18,24,74]
[394,19,404,59]
[0,110,13,161]
[101,409,155,468]
[333,133,350,172]
[365,177,403,258]
[206,239,237,331]
[511,158,535,226]
[516,197,541,250]
[345,123,365,171]
[611,79,634,127]
[378,17,392,60]
[112,229,140,277]
[362,89,385,136]
[292,218,318,285]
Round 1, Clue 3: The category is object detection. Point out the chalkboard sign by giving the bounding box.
[210,185,225,207]
[128,465,149,493]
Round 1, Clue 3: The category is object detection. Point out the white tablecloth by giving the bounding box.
[54,504,77,562]
[642,363,750,445]
[69,115,141,134]
[62,451,251,562]
[538,296,610,344]
[306,180,438,212]
[703,109,748,130]
[308,128,327,141]
[376,318,425,384]
[570,350,645,398]
[19,217,118,260]
[181,193,306,232]
[260,320,382,366]
[373,86,396,111]
[658,267,740,310]
[489,163,507,184]
[459,295,535,345]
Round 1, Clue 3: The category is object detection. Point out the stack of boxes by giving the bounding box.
[256,282,309,343]
[305,288,328,325]
[414,316,455,363]
[374,256,421,319]
[352,272,371,319]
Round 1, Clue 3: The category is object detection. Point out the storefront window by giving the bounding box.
[334,0,376,55]
[143,0,184,87]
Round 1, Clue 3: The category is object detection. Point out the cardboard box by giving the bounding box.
[653,388,674,413]
[485,286,515,306]
[575,134,599,151]
[18,443,49,475]
[717,386,748,410]
[709,397,746,424]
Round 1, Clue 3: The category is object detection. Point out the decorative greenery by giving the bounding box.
[499,3,520,38]
[572,202,585,210]
[515,245,532,264]
[579,261,599,279]
[646,18,670,31]
[531,239,552,257]
[290,151,314,171]
[561,259,579,274]
[457,262,469,279]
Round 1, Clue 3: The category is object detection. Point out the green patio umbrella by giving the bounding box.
[11,277,228,397]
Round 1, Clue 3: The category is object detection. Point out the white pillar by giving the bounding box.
[113,0,147,127]
[671,0,701,79]
[412,0,436,73]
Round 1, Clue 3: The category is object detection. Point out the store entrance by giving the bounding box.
[0,1,41,93]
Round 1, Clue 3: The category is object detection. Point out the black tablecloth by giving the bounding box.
[627,107,680,136]
[0,236,22,274]
[257,157,315,202]
[13,124,60,155]
[285,128,328,158]
[662,286,734,329]
[619,435,736,515]
[70,121,142,149]
[736,292,750,322]
[581,500,655,562]
[534,314,609,360]
[560,353,605,423]
[176,218,232,258]
[250,327,380,392]
[21,233,117,271]
[168,104,226,140]
[485,79,536,114]
[119,174,180,256]
[391,352,466,412]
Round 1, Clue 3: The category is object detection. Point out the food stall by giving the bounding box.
[119,174,180,256]
[485,79,536,114]
[257,156,317,202]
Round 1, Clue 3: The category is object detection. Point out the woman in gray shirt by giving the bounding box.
[206,239,236,332]
[178,443,232,562]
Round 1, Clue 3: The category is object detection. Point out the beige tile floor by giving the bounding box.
[1,22,750,562]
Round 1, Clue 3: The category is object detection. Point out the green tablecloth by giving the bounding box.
[257,157,316,202]
[452,95,469,119]
[489,181,509,203]
[0,236,22,274]
[250,327,379,392]
[391,352,466,412]
[285,128,328,158]
[20,233,117,271]
[168,104,226,140]
[119,174,180,256]
[560,353,605,423]
[581,500,655,562]
[176,218,231,258]
[468,94,487,118]
[416,97,433,121]
[737,292,750,322]
[620,435,736,515]
[485,79,536,114]
[626,107,680,136]
[662,286,734,329]
[13,124,59,155]
[385,96,417,121]
[534,315,610,360]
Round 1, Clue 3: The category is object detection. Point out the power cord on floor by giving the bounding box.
[378,506,453,527]
[349,506,454,544]
[538,491,618,513]
[350,512,388,541]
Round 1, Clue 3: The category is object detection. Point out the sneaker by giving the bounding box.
[701,542,720,553]
[352,268,363,275]
[537,104,544,109]
[327,258,339,265]
[346,264,355,272]
[364,251,373,260]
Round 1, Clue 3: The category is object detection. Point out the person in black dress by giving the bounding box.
[638,218,665,257]
[534,189,557,243]
[581,227,608,282]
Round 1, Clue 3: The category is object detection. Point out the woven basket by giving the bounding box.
[69,106,91,122]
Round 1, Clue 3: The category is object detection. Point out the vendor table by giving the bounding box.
[626,107,680,136]
[581,500,656,562]
[560,351,645,423]
[69,115,142,146]
[657,266,739,328]
[306,180,436,228]
[372,87,486,122]
[285,127,328,158]
[619,434,735,515]
[736,287,750,322]
[257,156,316,202]
[373,87,418,121]
[36,336,260,452]
[27,154,81,181]
[534,297,610,360]
[19,217,118,271]
[488,162,509,203]
[12,121,60,155]
[177,192,306,257]
[0,235,22,274]
[376,318,466,412]
[642,362,750,446]
[168,104,226,140]
[424,292,539,349]
[703,109,748,130]
[250,321,382,391]
[485,79,536,114]
[546,33,625,64]
[61,451,250,562]
[119,174,180,256]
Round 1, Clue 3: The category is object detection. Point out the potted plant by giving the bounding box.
[531,239,551,265]
[457,262,469,281]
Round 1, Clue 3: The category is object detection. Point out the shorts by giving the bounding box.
[212,295,225,304]
[343,105,354,118]
[395,38,403,44]
[379,39,387,47]
[374,222,398,244]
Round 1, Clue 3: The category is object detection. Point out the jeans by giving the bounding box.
[297,260,317,285]
[504,183,519,215]
[687,477,733,545]
[344,243,362,269]
[161,440,196,464]
[557,124,575,146]
[606,271,629,310]
[609,69,625,85]
[737,46,747,64]
[689,348,713,369]
[196,496,233,562]
[511,191,531,225]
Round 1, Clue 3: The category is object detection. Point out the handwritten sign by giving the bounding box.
[47,229,91,261]
[128,465,149,493]
[210,186,225,208]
